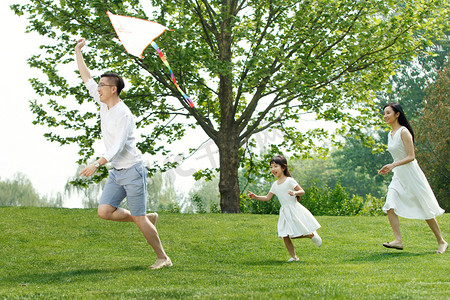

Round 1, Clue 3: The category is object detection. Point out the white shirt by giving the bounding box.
[86,79,142,169]
[269,177,299,207]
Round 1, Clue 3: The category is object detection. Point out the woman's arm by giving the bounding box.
[378,128,415,175]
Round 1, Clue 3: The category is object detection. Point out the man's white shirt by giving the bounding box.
[86,79,142,169]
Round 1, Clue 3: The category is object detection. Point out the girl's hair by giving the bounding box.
[270,155,291,177]
[383,102,415,143]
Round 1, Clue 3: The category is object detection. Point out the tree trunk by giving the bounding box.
[217,134,241,213]
[217,2,240,213]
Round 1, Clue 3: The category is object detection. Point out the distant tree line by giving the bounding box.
[0,173,62,207]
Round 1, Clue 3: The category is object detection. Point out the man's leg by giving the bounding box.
[126,163,172,269]
[98,204,134,222]
[98,204,158,225]
[133,215,168,259]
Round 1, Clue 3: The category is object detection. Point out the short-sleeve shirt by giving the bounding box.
[269,177,300,207]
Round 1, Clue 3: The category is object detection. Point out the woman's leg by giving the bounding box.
[386,209,403,247]
[426,218,448,253]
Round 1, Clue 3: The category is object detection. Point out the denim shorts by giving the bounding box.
[99,162,147,216]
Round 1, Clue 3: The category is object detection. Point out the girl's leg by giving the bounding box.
[386,209,403,247]
[291,233,314,240]
[283,237,298,260]
[425,218,448,253]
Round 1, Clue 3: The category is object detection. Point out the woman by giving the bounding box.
[378,103,447,253]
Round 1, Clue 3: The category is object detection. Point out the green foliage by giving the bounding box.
[241,179,385,216]
[376,31,450,120]
[330,132,392,198]
[358,194,386,216]
[191,194,206,214]
[11,0,450,212]
[301,182,366,216]
[161,201,181,213]
[415,63,450,211]
[188,174,220,213]
[0,173,62,207]
[1,207,449,298]
[240,192,281,215]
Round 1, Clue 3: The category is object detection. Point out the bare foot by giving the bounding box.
[147,212,158,226]
[437,241,448,254]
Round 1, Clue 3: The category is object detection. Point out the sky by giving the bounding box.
[1,0,83,206]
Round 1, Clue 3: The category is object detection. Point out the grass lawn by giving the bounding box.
[0,207,448,299]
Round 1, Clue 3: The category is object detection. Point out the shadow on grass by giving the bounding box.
[242,259,287,266]
[4,265,148,285]
[348,251,434,262]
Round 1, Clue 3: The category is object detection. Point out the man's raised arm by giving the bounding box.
[75,38,92,83]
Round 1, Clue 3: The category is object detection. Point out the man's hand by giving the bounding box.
[79,163,98,177]
[75,38,86,51]
[75,38,92,83]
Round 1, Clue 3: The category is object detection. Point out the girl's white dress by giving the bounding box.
[383,126,445,219]
[270,177,321,238]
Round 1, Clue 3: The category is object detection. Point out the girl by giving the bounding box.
[248,155,322,262]
[378,103,447,253]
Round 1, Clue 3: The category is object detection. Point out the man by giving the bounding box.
[75,38,172,269]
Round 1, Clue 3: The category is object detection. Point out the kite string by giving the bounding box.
[150,41,194,108]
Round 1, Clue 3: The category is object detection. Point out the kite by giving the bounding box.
[107,11,194,108]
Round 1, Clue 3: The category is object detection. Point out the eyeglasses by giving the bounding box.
[98,84,115,88]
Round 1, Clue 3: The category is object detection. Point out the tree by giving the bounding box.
[376,32,450,120]
[188,175,221,213]
[331,131,392,198]
[147,171,183,212]
[0,173,62,207]
[12,0,448,212]
[415,63,450,211]
[65,164,106,208]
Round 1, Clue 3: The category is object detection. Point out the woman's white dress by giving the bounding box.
[269,177,321,238]
[383,127,445,219]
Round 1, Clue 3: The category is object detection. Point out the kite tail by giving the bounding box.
[150,41,194,108]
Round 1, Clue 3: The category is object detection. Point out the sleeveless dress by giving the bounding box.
[269,177,321,238]
[382,127,445,219]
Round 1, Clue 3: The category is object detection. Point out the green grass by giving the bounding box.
[0,207,448,299]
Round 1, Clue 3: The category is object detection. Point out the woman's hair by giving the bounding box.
[383,102,415,143]
[270,155,292,177]
[101,72,125,95]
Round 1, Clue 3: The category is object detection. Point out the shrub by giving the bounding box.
[358,194,385,216]
[240,193,281,215]
[241,183,386,216]
[191,194,206,213]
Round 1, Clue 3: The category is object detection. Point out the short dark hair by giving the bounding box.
[100,73,125,95]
